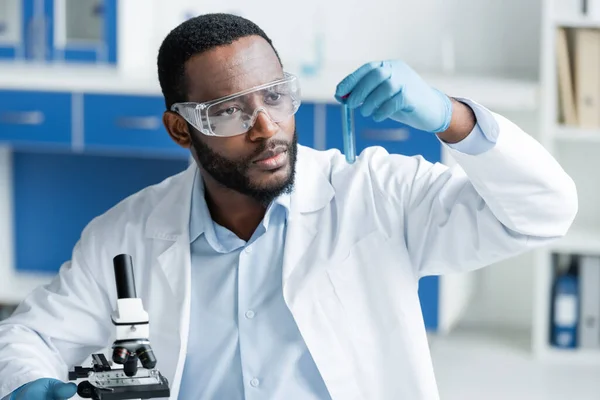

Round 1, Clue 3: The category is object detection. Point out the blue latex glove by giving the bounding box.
[335,60,453,133]
[9,378,77,400]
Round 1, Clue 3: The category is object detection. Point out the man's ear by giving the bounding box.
[163,111,192,148]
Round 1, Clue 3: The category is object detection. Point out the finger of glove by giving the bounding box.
[9,380,47,400]
[48,381,77,399]
[361,78,403,118]
[431,88,453,133]
[372,90,411,122]
[346,66,393,110]
[335,61,382,101]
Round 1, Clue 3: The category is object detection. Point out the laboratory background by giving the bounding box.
[0,0,599,398]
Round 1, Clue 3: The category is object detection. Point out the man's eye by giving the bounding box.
[265,93,282,102]
[216,107,240,116]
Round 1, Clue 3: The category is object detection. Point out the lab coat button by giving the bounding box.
[250,378,260,387]
[245,310,255,319]
[245,247,253,254]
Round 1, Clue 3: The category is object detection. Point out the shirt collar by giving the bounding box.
[188,168,291,244]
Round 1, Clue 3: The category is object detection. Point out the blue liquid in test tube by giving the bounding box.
[341,103,356,164]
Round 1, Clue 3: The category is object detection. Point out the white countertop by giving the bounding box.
[0,62,539,110]
[0,270,54,304]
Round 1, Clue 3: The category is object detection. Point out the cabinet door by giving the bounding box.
[83,93,188,158]
[0,90,72,148]
[49,0,117,63]
[0,0,29,59]
[12,152,189,273]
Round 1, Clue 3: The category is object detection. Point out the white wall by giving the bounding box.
[462,253,536,329]
[124,0,543,81]
[0,147,14,288]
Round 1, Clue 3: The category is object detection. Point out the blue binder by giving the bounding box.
[550,257,579,349]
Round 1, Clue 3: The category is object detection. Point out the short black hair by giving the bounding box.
[157,13,282,110]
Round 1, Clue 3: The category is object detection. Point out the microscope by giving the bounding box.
[69,254,170,399]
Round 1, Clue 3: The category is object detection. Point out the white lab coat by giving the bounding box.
[0,100,577,400]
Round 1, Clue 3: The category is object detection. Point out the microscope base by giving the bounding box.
[69,354,170,400]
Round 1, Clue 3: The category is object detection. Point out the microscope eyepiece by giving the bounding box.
[113,254,137,299]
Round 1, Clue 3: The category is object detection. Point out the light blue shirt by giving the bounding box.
[442,97,497,155]
[178,111,494,399]
[178,171,331,399]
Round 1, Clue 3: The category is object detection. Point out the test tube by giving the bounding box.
[341,101,356,164]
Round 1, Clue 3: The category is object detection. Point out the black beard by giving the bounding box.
[190,130,298,207]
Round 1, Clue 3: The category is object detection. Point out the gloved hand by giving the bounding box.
[9,378,77,400]
[335,60,453,133]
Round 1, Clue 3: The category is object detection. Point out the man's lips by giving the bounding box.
[252,148,288,171]
[253,146,286,163]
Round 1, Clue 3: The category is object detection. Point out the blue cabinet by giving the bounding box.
[83,93,187,158]
[0,0,117,63]
[0,89,72,148]
[0,90,194,157]
[12,151,189,273]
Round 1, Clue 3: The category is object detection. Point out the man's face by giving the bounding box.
[169,35,298,205]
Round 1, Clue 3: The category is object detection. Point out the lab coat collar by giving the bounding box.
[291,145,335,213]
[144,145,335,243]
[144,163,196,241]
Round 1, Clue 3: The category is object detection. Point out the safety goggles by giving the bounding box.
[171,72,301,137]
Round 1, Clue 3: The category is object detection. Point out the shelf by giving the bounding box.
[554,17,600,29]
[538,346,600,365]
[549,227,600,255]
[554,126,600,143]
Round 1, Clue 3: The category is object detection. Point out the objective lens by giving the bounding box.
[112,346,129,365]
[136,344,157,369]
[123,356,138,377]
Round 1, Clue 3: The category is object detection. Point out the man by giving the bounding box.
[0,13,576,400]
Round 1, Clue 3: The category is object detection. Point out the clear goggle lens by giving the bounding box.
[171,73,301,137]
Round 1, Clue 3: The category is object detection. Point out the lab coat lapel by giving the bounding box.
[153,233,192,397]
[282,147,334,294]
[281,148,365,399]
[145,164,196,297]
[144,164,196,396]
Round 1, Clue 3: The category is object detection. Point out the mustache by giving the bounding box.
[247,139,291,161]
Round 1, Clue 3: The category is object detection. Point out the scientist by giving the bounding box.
[0,12,577,400]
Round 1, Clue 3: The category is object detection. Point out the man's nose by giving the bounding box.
[247,109,278,141]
